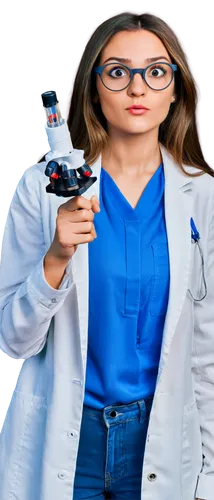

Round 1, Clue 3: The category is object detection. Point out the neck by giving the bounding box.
[101,129,162,176]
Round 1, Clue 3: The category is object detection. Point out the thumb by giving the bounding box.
[91,195,100,205]
[90,195,100,214]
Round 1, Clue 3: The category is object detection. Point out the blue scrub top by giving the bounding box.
[84,162,170,409]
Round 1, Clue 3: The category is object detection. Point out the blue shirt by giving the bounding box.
[84,162,170,409]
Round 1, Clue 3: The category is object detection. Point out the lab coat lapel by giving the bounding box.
[69,160,100,364]
[70,143,195,382]
[157,144,194,382]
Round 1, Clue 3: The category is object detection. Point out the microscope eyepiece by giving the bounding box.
[41,91,58,108]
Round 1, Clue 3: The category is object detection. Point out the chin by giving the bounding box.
[123,126,151,135]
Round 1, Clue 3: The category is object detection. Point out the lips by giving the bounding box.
[128,105,149,110]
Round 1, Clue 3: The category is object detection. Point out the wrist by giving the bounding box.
[46,244,72,265]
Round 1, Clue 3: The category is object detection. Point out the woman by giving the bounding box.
[0,11,213,500]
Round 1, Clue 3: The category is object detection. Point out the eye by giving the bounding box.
[107,65,129,78]
[148,65,167,77]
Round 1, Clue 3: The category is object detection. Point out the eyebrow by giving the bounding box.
[103,55,171,64]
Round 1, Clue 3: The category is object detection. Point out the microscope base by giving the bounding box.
[45,176,97,197]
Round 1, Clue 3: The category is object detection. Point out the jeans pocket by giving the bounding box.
[149,241,170,316]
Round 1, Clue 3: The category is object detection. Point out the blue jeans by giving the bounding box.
[73,395,154,499]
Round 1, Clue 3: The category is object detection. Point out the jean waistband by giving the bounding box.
[83,394,154,425]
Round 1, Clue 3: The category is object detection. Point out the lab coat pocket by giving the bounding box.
[187,240,203,302]
[0,390,47,498]
[150,241,170,316]
[181,401,203,496]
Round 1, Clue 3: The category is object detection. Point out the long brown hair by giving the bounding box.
[38,12,214,178]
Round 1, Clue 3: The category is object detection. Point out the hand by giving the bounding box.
[48,194,100,261]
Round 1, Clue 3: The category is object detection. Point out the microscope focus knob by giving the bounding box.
[45,160,59,179]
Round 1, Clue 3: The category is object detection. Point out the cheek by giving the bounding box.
[99,96,123,119]
[151,97,173,121]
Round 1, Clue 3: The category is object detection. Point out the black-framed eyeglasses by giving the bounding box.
[93,62,178,92]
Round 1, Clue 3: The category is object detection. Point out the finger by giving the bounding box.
[74,196,100,212]
[91,195,100,213]
[91,195,100,205]
[63,196,92,212]
[62,232,94,246]
[68,220,96,235]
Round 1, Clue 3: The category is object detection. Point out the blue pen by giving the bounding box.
[190,217,200,242]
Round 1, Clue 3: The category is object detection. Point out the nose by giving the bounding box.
[128,72,147,93]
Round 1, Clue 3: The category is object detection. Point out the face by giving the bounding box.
[94,30,176,137]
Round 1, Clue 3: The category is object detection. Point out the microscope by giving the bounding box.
[41,90,97,197]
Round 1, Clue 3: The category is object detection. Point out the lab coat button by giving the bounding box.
[67,429,78,438]
[51,298,57,303]
[147,473,157,481]
[58,470,68,480]
[67,431,75,438]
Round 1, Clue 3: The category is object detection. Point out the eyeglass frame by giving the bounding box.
[93,61,178,91]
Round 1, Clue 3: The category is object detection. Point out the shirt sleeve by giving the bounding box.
[0,165,74,360]
[192,191,214,500]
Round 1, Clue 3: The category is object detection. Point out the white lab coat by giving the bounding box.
[0,143,214,500]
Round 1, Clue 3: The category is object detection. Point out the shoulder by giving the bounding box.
[16,161,50,198]
[162,144,214,202]
[22,161,47,184]
[183,166,214,227]
[184,165,214,198]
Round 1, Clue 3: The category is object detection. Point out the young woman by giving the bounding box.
[0,11,213,500]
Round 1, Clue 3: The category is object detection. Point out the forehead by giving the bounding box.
[100,30,171,64]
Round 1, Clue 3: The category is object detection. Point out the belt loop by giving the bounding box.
[137,400,146,424]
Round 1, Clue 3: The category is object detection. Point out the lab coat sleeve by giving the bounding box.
[192,192,214,500]
[0,165,73,360]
